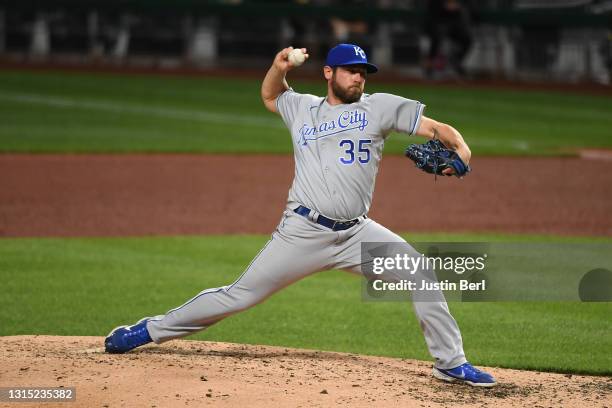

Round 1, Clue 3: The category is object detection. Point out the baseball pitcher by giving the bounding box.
[105,44,495,387]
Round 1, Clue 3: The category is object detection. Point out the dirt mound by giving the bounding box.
[1,336,610,407]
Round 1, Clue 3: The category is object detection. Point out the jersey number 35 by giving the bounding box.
[339,139,372,165]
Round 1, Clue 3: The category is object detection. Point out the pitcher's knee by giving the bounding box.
[225,289,266,313]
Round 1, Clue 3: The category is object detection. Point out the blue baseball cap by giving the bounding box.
[326,43,378,74]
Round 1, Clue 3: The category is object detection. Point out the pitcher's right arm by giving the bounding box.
[261,47,308,114]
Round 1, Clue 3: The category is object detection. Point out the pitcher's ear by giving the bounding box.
[323,66,333,80]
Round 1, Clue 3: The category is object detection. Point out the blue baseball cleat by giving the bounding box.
[105,318,153,354]
[433,362,496,387]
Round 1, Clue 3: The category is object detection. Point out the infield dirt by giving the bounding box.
[1,336,611,408]
[1,154,611,237]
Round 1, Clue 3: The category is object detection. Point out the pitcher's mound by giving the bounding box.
[0,336,609,407]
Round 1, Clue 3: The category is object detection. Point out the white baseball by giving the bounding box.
[288,48,306,67]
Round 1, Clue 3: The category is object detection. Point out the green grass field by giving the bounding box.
[1,234,610,375]
[1,70,611,155]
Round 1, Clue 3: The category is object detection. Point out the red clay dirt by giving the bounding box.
[0,154,611,237]
[1,336,610,408]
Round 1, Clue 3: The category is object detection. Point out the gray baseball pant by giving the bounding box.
[147,209,467,369]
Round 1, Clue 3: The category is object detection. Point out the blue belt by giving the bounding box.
[293,205,364,231]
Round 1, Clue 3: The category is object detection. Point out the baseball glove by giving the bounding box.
[405,139,471,177]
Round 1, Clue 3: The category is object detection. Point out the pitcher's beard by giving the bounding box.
[331,78,363,104]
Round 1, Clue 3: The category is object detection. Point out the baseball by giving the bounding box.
[288,48,306,67]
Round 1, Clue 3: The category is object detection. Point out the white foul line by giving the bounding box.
[0,92,285,129]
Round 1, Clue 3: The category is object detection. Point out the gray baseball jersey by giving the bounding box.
[146,88,466,370]
[277,90,425,221]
